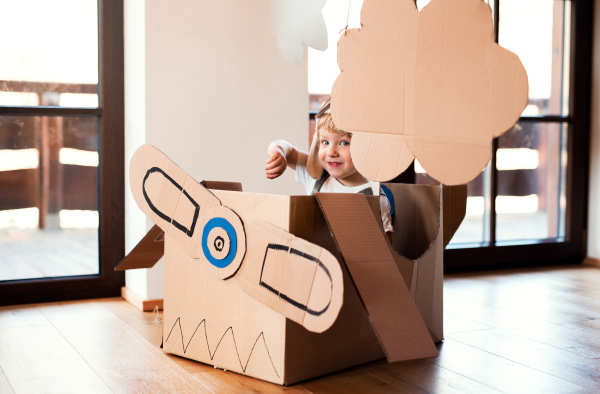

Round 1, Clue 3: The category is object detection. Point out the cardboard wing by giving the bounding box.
[331,0,529,185]
[128,144,344,333]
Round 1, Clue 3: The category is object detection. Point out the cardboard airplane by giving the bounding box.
[116,0,526,385]
[118,144,466,383]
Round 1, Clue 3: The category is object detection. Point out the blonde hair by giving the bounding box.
[316,113,350,137]
[307,112,352,179]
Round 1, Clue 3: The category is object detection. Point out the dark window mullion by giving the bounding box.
[493,0,500,42]
[0,106,102,116]
[519,115,570,123]
[489,0,500,246]
[490,138,498,246]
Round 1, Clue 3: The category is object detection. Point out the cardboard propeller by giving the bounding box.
[129,144,343,333]
[331,0,529,185]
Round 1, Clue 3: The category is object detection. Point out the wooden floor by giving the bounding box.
[1,265,599,393]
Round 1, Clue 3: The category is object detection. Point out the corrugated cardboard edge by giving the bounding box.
[443,185,468,247]
[316,193,438,362]
[115,225,165,271]
[201,180,243,192]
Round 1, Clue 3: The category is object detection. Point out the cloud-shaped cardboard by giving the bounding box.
[270,0,328,65]
[331,0,529,185]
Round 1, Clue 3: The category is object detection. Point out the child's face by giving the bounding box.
[318,128,358,181]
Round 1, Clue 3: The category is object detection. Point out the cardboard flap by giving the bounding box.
[236,219,344,334]
[115,225,164,271]
[315,193,438,362]
[201,180,243,192]
[382,183,441,261]
[331,0,528,184]
[442,184,468,248]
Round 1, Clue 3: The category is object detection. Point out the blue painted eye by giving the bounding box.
[201,217,238,268]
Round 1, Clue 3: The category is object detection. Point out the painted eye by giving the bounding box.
[202,217,236,267]
[200,206,246,280]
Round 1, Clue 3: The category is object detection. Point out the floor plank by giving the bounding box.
[2,265,600,393]
[447,329,599,390]
[0,371,14,394]
[445,273,600,323]
[360,358,502,394]
[100,297,164,346]
[496,317,600,359]
[299,366,421,394]
[0,323,112,394]
[0,305,50,328]
[38,301,211,394]
[443,312,492,334]
[193,370,309,394]
[559,318,600,338]
[432,339,586,393]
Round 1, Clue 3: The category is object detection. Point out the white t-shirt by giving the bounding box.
[294,153,394,233]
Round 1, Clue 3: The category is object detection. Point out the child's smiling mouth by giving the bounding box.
[327,162,342,168]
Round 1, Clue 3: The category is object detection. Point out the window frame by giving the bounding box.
[309,0,593,271]
[444,0,592,271]
[0,0,125,305]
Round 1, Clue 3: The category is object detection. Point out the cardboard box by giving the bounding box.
[118,145,466,384]
[116,0,536,383]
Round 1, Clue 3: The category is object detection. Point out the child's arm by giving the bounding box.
[265,140,304,179]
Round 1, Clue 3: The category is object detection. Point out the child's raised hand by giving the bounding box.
[265,150,287,179]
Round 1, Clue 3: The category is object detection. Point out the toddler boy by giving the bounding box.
[265,99,393,236]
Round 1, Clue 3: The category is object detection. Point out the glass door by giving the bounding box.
[0,0,124,304]
[308,0,592,270]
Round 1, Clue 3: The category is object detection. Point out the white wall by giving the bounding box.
[588,0,600,259]
[145,0,308,194]
[124,0,308,299]
[124,0,158,299]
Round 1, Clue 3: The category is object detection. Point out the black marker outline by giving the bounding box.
[166,317,280,378]
[259,244,333,316]
[143,167,200,237]
[214,235,225,252]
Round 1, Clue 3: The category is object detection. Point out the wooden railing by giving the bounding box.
[0,81,98,229]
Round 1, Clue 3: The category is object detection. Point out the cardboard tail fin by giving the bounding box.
[316,193,438,362]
